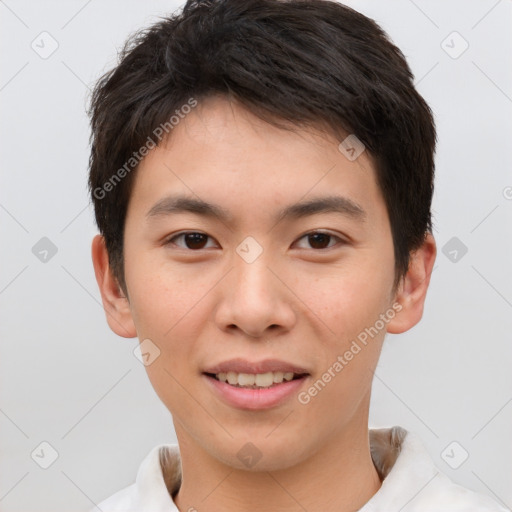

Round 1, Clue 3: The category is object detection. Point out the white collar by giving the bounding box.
[95,426,507,511]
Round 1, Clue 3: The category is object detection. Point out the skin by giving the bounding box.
[92,95,436,512]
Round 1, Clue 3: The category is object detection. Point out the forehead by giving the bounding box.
[128,96,385,227]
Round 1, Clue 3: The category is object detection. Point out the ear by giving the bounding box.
[91,234,137,338]
[386,233,436,334]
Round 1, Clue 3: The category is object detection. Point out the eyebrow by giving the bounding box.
[146,194,366,224]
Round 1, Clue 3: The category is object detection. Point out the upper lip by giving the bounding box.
[203,358,310,375]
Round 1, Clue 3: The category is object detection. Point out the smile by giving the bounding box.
[202,359,310,410]
[207,371,306,389]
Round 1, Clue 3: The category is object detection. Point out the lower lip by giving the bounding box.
[203,374,308,410]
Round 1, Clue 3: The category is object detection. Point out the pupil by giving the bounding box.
[182,233,331,250]
[186,233,207,249]
[309,233,330,249]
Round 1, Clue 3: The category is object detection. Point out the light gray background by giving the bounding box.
[1,1,511,511]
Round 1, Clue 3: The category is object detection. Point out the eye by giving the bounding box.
[294,231,344,250]
[164,231,217,250]
[164,230,345,251]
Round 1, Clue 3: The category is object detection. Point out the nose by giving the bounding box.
[213,254,297,339]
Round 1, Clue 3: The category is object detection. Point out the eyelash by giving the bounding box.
[164,230,345,251]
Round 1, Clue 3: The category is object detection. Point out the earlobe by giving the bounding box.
[386,233,436,334]
[91,234,137,338]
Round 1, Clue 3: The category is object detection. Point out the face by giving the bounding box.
[111,95,403,470]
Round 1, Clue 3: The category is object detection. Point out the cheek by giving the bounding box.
[297,275,389,422]
[301,260,393,340]
[127,265,206,410]
[294,257,394,407]
[124,256,211,403]
[311,258,394,405]
[125,250,202,337]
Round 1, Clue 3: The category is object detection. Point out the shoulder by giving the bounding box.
[400,431,508,511]
[412,471,509,511]
[88,483,138,512]
[365,427,509,512]
[88,443,180,512]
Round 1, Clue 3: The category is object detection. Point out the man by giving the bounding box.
[88,0,507,510]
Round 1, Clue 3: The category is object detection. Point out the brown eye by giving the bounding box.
[183,233,208,249]
[294,231,342,250]
[165,232,216,250]
[308,233,332,249]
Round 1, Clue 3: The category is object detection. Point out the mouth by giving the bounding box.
[204,371,308,389]
[202,359,311,410]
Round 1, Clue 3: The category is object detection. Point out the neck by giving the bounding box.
[173,415,382,512]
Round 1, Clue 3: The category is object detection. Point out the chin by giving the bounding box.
[208,435,313,473]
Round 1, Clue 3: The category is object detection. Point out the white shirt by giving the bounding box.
[91,426,509,511]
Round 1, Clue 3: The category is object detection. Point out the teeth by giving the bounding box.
[214,371,300,388]
[255,372,273,387]
[238,373,255,386]
[273,371,284,383]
